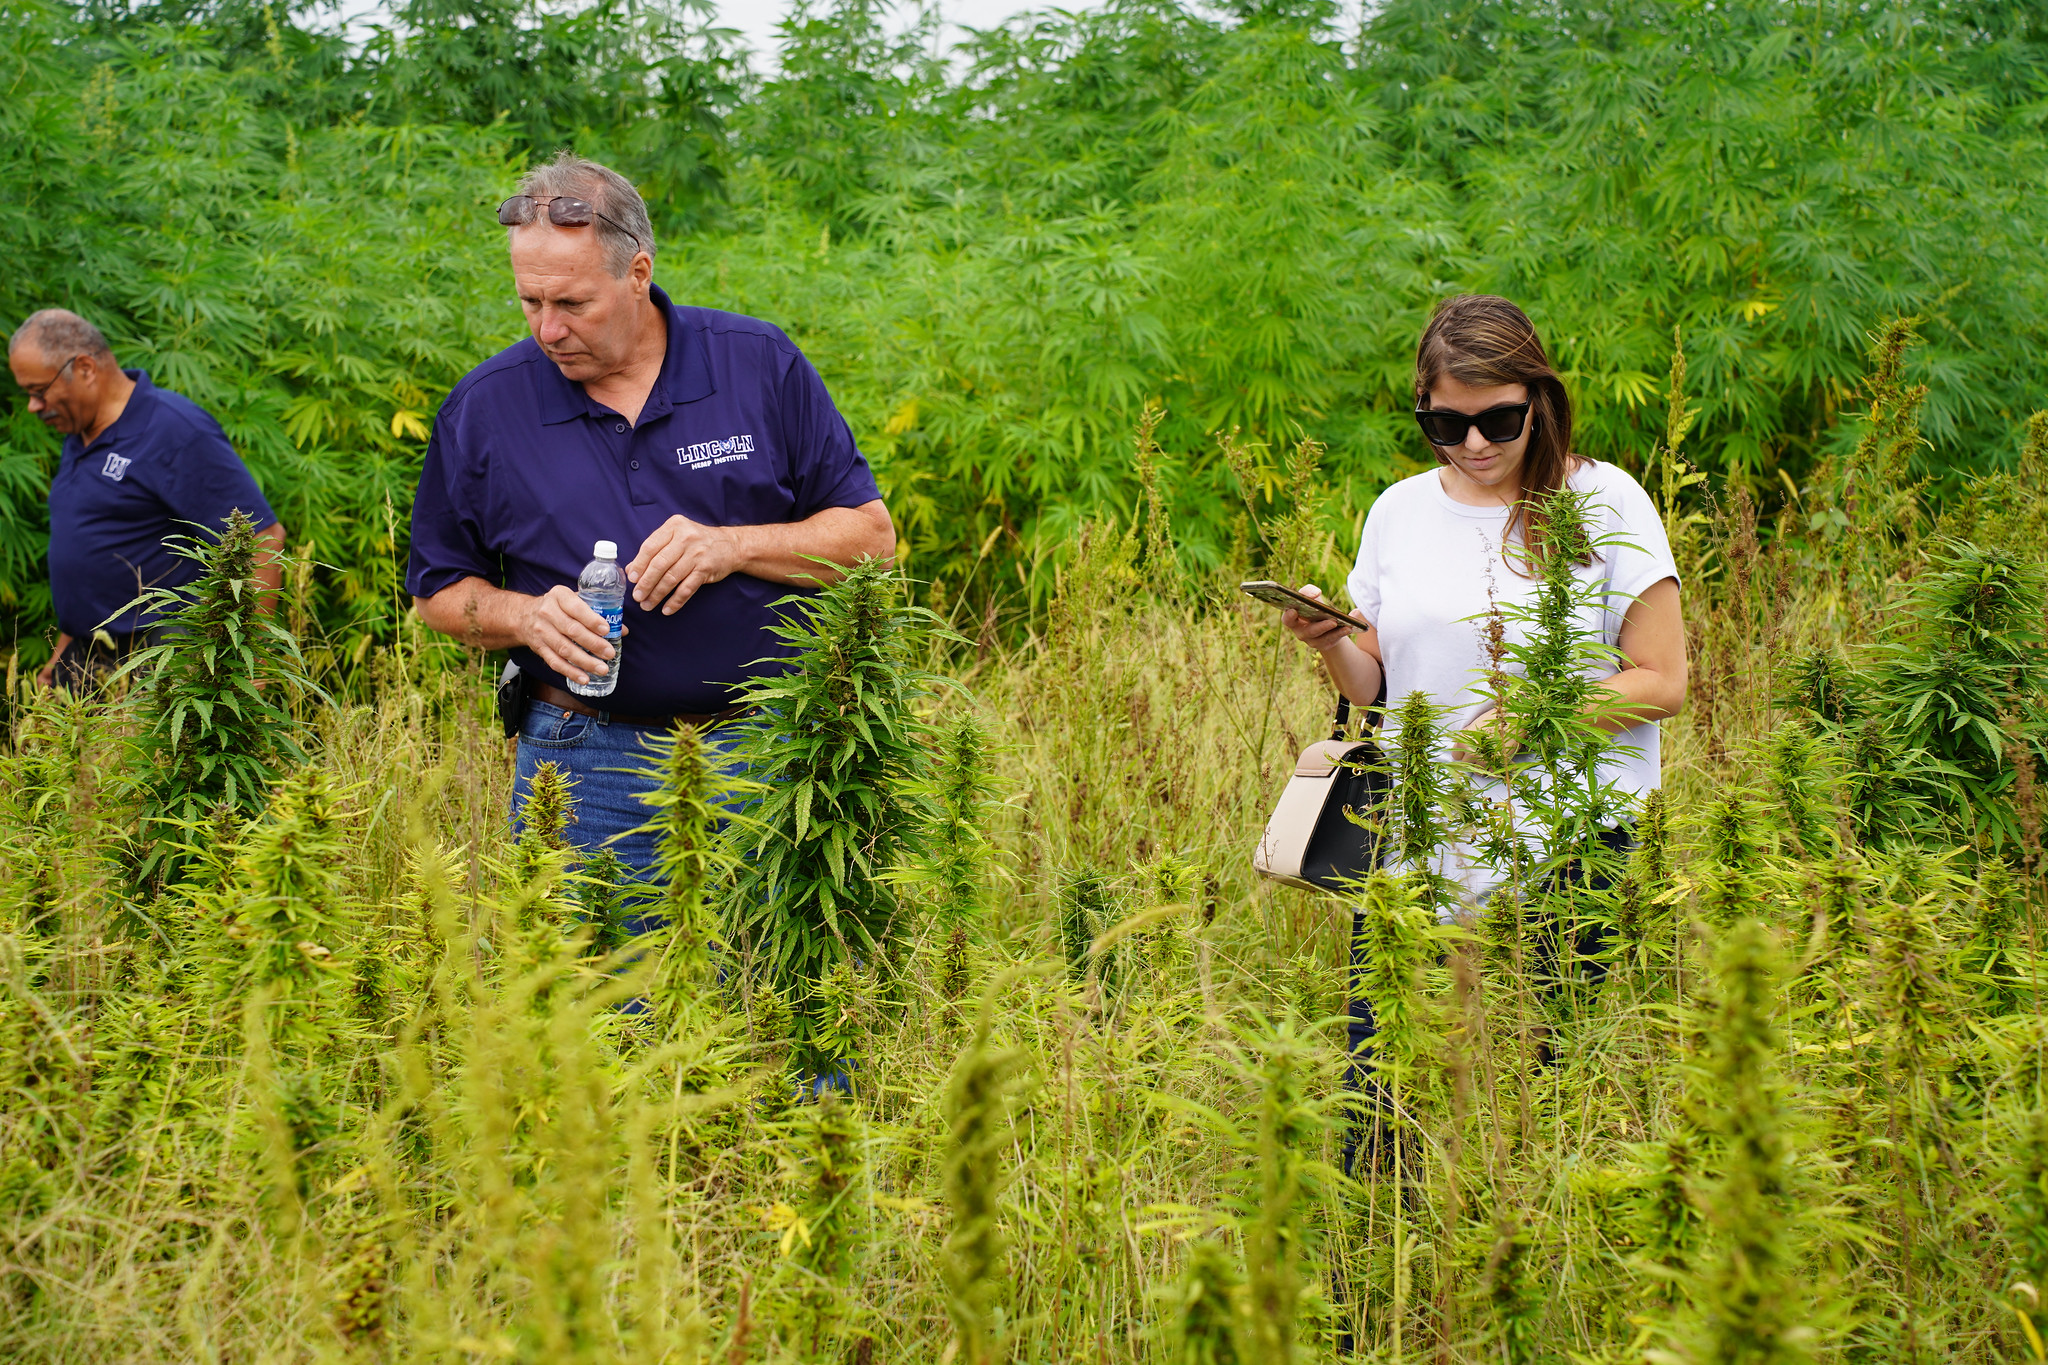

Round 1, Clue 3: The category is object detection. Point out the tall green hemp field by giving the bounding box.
[1,324,2047,1361]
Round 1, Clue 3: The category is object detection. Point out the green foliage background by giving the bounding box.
[2,0,2044,661]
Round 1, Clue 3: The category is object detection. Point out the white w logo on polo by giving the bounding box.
[100,452,132,481]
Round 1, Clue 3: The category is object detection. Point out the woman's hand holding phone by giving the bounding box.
[1280,585,1362,653]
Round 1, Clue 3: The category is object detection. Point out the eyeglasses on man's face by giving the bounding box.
[19,353,81,404]
[497,195,644,255]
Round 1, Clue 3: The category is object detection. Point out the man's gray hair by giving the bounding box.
[10,308,115,363]
[513,152,657,278]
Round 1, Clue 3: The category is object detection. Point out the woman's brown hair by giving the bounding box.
[1414,294,1583,572]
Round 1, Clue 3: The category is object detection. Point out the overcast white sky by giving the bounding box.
[335,0,1076,72]
[711,0,1066,67]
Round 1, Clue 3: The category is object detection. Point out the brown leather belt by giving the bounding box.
[530,682,750,730]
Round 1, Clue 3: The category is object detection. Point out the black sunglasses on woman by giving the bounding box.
[1413,400,1531,448]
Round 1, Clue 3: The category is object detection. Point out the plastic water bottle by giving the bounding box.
[568,540,626,698]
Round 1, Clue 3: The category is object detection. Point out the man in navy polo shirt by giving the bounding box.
[406,153,894,875]
[8,309,285,690]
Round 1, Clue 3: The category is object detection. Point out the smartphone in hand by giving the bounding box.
[1240,580,1363,628]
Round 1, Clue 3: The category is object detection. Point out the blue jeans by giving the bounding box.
[513,700,752,886]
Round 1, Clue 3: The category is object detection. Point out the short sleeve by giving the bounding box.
[1345,503,1384,626]
[1591,464,1680,610]
[156,412,275,535]
[405,399,498,598]
[779,348,881,518]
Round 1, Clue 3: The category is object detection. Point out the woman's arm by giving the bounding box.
[1454,576,1685,759]
[1280,584,1384,709]
[1591,575,1687,731]
[1459,574,1687,751]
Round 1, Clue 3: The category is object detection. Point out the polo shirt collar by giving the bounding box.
[71,369,156,459]
[534,284,715,427]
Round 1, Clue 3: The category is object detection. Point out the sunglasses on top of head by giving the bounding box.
[496,195,644,253]
[1412,400,1532,448]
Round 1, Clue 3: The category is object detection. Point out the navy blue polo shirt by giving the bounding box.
[405,286,883,715]
[47,371,276,637]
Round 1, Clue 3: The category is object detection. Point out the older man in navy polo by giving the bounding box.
[407,152,894,875]
[8,309,285,690]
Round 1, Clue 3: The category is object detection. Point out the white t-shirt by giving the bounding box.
[1344,459,1680,899]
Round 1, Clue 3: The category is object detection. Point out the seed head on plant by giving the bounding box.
[1382,689,1464,910]
[1628,1129,1705,1292]
[515,760,578,888]
[1963,857,2025,1016]
[1761,722,1842,861]
[1779,649,1862,730]
[1618,787,1678,966]
[1682,789,1775,928]
[629,721,753,1012]
[220,765,357,1050]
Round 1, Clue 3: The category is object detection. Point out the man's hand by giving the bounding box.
[518,584,621,685]
[35,632,72,689]
[1279,584,1362,653]
[627,514,742,615]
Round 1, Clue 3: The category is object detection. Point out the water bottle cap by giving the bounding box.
[594,540,618,560]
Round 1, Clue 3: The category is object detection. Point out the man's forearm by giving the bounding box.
[414,577,535,650]
[38,632,75,684]
[725,501,895,586]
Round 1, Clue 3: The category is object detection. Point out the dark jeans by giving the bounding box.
[51,629,154,694]
[1342,826,1633,1173]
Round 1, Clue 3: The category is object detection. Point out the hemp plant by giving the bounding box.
[1484,488,1637,881]
[769,1091,867,1357]
[1471,488,1639,1000]
[1057,865,1121,994]
[631,721,753,1017]
[1346,872,1443,1358]
[1656,920,1817,1365]
[730,557,945,1075]
[905,709,1000,999]
[1811,317,1930,581]
[1377,689,1465,915]
[1348,870,1442,1132]
[119,510,316,890]
[1866,538,2046,851]
[942,970,1036,1365]
[1169,1237,1245,1365]
[215,766,362,1208]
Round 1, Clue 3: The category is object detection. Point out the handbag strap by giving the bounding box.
[1329,675,1389,741]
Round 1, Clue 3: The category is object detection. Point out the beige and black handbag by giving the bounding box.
[1253,693,1391,892]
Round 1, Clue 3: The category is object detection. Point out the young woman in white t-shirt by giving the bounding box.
[1282,296,1688,1161]
[1283,294,1689,897]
